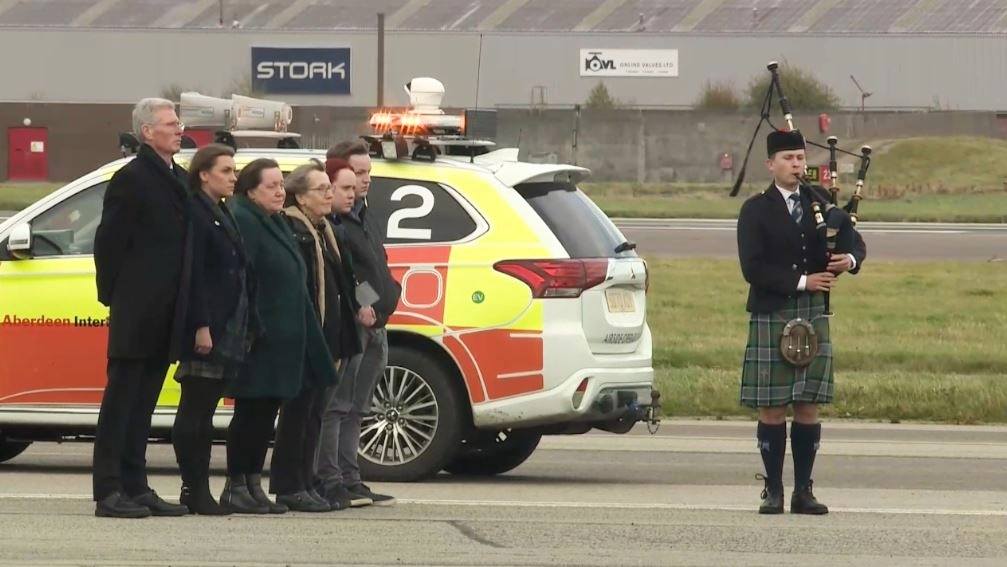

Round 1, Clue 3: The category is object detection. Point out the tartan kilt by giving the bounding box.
[740,292,834,408]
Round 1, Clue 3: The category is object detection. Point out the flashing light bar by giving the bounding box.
[369,110,464,136]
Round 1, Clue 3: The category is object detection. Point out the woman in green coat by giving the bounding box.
[221,158,338,514]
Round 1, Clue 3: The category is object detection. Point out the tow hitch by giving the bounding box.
[642,390,662,434]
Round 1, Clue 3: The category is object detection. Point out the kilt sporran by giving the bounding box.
[780,318,818,367]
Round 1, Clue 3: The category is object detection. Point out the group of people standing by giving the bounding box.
[91,97,400,518]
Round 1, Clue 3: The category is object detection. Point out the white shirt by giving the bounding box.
[775,184,857,291]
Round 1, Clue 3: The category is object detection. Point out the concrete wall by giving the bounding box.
[2,103,1004,183]
[1,29,1007,110]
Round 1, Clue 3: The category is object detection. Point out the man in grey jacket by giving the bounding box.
[316,141,401,508]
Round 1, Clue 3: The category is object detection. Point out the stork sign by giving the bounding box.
[252,47,351,95]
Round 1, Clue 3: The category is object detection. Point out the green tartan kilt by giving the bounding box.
[740,292,834,408]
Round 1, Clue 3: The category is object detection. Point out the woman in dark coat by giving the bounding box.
[222,158,338,514]
[278,160,362,510]
[171,144,249,515]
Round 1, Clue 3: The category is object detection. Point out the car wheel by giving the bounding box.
[444,430,541,476]
[0,439,31,463]
[358,346,466,482]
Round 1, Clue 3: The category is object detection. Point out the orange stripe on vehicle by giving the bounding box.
[441,334,487,404]
[387,245,452,327]
[0,325,108,405]
[456,328,544,400]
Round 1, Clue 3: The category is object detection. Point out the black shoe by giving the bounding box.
[245,474,288,515]
[220,475,269,514]
[95,491,151,519]
[306,487,332,511]
[321,483,368,510]
[131,490,189,517]
[346,482,396,507]
[791,481,829,515]
[756,474,784,515]
[277,491,331,513]
[180,481,231,516]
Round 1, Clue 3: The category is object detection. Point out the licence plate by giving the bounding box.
[605,288,636,313]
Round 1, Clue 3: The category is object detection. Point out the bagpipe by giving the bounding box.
[731,61,873,315]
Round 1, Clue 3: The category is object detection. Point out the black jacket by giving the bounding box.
[173,192,252,362]
[331,204,401,328]
[93,143,189,359]
[285,214,362,362]
[737,183,866,313]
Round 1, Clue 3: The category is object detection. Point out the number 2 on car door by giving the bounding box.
[387,185,434,240]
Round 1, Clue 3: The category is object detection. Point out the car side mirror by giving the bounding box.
[7,223,33,259]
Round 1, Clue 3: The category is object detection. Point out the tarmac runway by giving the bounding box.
[1,420,1004,566]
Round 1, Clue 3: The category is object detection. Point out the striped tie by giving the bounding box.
[789,194,803,225]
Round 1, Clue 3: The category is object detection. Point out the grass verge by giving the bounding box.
[583,136,1007,222]
[646,258,1007,423]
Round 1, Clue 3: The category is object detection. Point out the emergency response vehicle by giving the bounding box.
[0,80,657,481]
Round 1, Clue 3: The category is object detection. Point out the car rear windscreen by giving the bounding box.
[516,182,636,259]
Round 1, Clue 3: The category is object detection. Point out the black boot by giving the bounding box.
[791,480,829,515]
[790,422,828,514]
[246,473,288,514]
[180,479,231,516]
[756,421,786,514]
[220,475,269,514]
[757,474,784,515]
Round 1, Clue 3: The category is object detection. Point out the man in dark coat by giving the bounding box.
[736,130,866,516]
[91,98,190,518]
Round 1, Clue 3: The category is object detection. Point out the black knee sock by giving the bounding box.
[791,421,822,489]
[757,421,787,490]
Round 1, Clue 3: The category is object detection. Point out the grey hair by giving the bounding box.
[132,97,176,141]
[283,159,325,207]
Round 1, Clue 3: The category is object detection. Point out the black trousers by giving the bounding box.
[92,357,169,500]
[171,377,225,485]
[269,385,325,495]
[226,397,282,476]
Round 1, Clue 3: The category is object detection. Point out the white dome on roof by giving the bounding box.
[405,78,446,114]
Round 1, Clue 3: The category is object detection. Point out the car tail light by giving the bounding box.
[493,259,609,298]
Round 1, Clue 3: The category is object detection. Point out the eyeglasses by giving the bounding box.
[308,185,334,195]
[149,120,185,132]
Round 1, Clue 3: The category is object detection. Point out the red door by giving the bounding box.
[7,127,48,181]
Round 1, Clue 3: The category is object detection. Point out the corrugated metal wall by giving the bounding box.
[0,29,1005,110]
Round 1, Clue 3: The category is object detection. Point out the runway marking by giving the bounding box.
[616,226,971,235]
[614,218,1007,230]
[2,494,1003,517]
[397,499,1007,517]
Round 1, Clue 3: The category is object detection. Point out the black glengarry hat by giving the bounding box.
[767,129,806,157]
